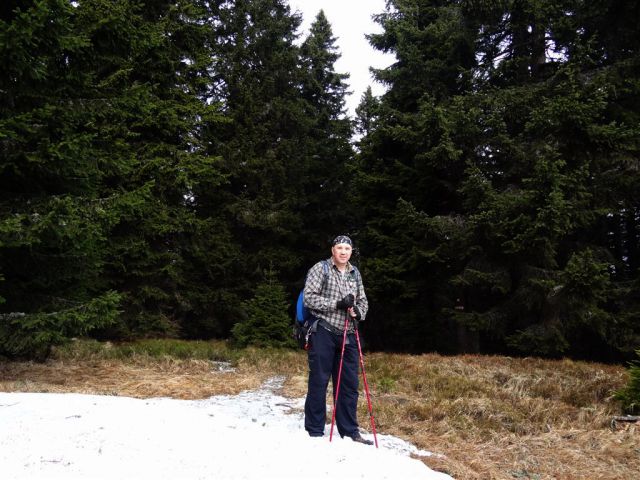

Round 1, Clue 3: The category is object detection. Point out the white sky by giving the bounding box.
[288,0,395,118]
[1,378,453,480]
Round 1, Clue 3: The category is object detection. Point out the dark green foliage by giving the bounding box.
[0,0,122,357]
[191,2,354,335]
[1,0,354,357]
[195,0,312,297]
[85,0,227,337]
[0,0,227,355]
[232,269,295,348]
[298,10,354,255]
[1,0,638,361]
[354,87,380,139]
[0,291,120,360]
[353,0,477,352]
[615,350,640,414]
[356,0,640,359]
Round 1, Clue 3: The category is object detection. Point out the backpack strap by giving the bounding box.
[321,259,330,288]
[306,260,330,284]
[352,265,361,291]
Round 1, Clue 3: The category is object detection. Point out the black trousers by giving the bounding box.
[304,322,360,438]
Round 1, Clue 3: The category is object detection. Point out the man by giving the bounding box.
[302,235,372,445]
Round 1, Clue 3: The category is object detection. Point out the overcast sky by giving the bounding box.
[288,0,395,118]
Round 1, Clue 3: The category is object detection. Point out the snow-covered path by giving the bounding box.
[0,378,452,479]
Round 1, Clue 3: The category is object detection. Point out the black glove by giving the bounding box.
[350,306,362,330]
[336,294,355,310]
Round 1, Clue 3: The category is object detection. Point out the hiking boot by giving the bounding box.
[350,433,373,445]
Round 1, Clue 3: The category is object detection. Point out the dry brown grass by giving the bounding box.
[1,342,637,479]
[347,353,636,480]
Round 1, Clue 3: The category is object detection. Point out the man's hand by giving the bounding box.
[349,306,362,330]
[336,294,355,310]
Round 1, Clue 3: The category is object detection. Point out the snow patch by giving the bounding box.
[0,378,452,479]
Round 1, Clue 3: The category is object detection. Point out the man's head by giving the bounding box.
[332,235,353,248]
[331,235,353,268]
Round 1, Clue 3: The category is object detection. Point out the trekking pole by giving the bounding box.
[354,325,379,448]
[329,315,350,442]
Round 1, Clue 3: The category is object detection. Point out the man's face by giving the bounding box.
[332,243,352,266]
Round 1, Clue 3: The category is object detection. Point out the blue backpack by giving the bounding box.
[295,260,330,325]
[293,261,329,349]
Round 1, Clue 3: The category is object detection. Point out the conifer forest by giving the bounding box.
[1,0,639,362]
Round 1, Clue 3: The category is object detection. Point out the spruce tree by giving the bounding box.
[353,0,476,352]
[192,1,354,337]
[298,10,354,260]
[455,0,640,358]
[0,0,121,357]
[77,0,227,339]
[355,0,640,358]
[354,87,380,140]
[0,0,227,355]
[231,268,294,348]
[615,349,640,414]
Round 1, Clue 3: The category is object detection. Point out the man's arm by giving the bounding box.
[355,271,368,321]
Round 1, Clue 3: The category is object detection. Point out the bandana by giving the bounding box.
[332,235,353,247]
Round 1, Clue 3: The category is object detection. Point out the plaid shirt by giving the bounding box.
[303,257,369,332]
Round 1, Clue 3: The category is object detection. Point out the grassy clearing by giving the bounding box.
[1,339,637,479]
[53,338,237,362]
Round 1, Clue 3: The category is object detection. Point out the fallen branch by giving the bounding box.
[611,415,640,430]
